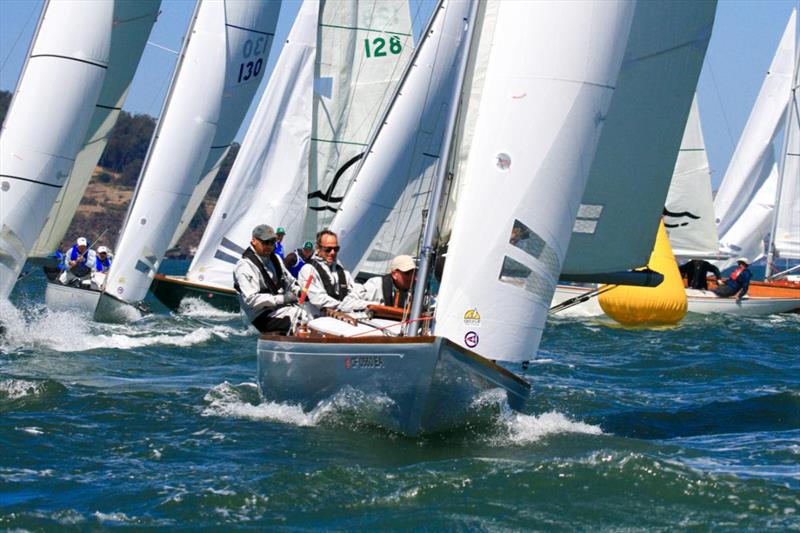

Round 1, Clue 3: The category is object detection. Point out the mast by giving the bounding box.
[408,0,479,336]
[766,16,799,279]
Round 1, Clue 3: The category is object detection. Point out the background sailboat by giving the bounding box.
[0,0,114,301]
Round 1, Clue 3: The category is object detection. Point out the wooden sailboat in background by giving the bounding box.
[94,0,282,322]
[31,0,162,261]
[0,0,114,302]
[150,0,414,312]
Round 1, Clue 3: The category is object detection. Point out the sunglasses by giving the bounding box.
[319,245,340,253]
[257,238,277,246]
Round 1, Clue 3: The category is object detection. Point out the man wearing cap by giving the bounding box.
[59,237,96,286]
[712,257,752,300]
[361,255,416,308]
[297,229,374,318]
[233,224,305,334]
[92,246,112,274]
[274,227,286,258]
[283,240,314,278]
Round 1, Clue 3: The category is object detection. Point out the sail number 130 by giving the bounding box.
[364,36,403,58]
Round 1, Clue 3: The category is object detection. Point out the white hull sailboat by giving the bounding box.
[44,280,102,315]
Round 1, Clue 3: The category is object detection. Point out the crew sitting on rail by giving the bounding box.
[296,229,374,323]
[361,254,416,309]
[58,237,96,287]
[93,246,112,273]
[712,257,752,301]
[233,224,308,334]
[283,240,314,278]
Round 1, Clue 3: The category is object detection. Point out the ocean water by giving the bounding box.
[1,260,798,531]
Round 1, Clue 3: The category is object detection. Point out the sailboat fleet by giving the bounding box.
[1,0,798,435]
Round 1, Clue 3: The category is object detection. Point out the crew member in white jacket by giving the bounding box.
[233,224,307,334]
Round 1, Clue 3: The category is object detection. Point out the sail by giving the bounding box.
[664,96,721,258]
[714,11,796,238]
[330,0,472,272]
[434,0,635,363]
[168,0,282,249]
[559,0,716,280]
[773,41,800,260]
[0,0,113,299]
[104,0,281,305]
[186,0,412,289]
[31,0,161,258]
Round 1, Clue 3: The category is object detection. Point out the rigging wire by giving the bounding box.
[0,0,39,77]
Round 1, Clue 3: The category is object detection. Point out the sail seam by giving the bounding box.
[30,54,108,69]
[0,174,63,189]
[319,23,412,37]
[311,138,368,146]
[96,104,122,111]
[225,23,274,37]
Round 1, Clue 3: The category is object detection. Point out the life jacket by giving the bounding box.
[233,247,284,295]
[66,244,91,277]
[310,258,348,300]
[288,248,307,278]
[95,255,111,272]
[67,244,83,262]
[381,273,408,308]
[275,241,284,258]
[730,265,745,281]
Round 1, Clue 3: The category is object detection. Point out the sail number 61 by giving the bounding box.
[364,36,402,58]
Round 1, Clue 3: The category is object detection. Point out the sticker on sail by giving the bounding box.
[464,331,479,349]
[463,308,481,327]
[117,287,124,295]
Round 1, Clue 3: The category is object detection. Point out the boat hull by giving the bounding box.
[685,290,800,315]
[44,281,101,315]
[256,335,530,436]
[550,285,604,317]
[150,274,239,312]
[93,292,144,323]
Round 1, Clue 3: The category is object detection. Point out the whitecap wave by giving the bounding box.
[178,298,240,319]
[496,409,603,445]
[0,378,48,401]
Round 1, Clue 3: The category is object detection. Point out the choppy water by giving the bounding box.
[1,260,798,530]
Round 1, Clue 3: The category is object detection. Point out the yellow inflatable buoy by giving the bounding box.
[599,220,687,325]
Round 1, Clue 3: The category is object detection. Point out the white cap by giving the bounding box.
[76,237,88,247]
[390,255,416,272]
[736,257,750,265]
[97,246,109,254]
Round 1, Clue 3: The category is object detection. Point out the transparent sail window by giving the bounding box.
[509,219,561,277]
[498,256,552,301]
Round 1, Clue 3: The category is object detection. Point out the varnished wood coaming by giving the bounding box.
[152,273,236,294]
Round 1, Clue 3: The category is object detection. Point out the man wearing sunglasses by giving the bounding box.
[233,224,306,334]
[297,229,373,320]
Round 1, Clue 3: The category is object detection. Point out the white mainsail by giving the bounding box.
[186,0,412,289]
[168,0,282,249]
[664,96,721,259]
[0,0,113,300]
[559,0,716,280]
[31,0,161,258]
[330,0,473,272]
[104,0,281,306]
[433,0,636,362]
[714,10,796,239]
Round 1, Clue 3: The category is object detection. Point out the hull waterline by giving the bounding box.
[150,274,239,312]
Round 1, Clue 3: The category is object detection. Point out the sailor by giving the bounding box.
[361,254,416,308]
[233,224,307,334]
[712,257,752,300]
[58,237,96,286]
[93,246,112,273]
[274,227,286,258]
[296,229,373,320]
[679,258,721,290]
[283,240,314,278]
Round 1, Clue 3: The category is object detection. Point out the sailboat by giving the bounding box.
[0,0,114,302]
[150,0,414,312]
[252,0,708,436]
[93,0,282,322]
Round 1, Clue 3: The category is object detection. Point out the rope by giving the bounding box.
[348,315,432,338]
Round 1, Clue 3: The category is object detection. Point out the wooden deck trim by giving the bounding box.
[259,334,437,345]
[152,273,236,295]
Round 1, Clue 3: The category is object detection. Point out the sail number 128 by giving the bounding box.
[364,36,403,58]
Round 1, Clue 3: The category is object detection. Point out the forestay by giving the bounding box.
[664,96,721,259]
[434,0,635,363]
[105,0,280,305]
[168,0,281,249]
[0,0,113,299]
[714,11,796,238]
[186,0,412,289]
[331,0,473,273]
[31,0,161,258]
[559,0,716,280]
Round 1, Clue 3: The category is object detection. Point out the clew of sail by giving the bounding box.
[714,11,796,239]
[186,0,413,289]
[31,0,161,259]
[433,0,636,363]
[664,95,722,259]
[0,0,113,300]
[104,0,280,306]
[168,0,282,249]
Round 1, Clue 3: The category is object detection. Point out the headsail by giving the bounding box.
[0,0,113,299]
[186,0,412,289]
[434,0,636,363]
[104,0,281,305]
[664,96,722,259]
[31,0,161,258]
[559,0,716,282]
